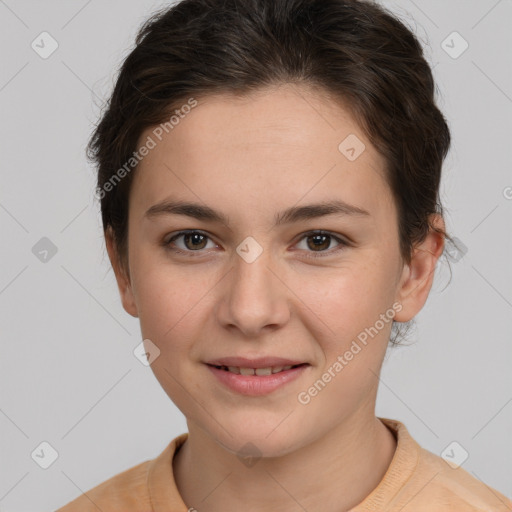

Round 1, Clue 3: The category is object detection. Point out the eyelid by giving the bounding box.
[163,229,350,257]
[164,229,218,256]
[291,230,349,258]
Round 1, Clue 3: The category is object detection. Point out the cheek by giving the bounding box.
[295,261,396,391]
[302,261,394,337]
[132,263,209,410]
[131,257,208,349]
[296,267,393,412]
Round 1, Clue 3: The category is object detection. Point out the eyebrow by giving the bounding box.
[144,198,370,226]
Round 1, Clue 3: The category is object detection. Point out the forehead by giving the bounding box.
[130,84,394,226]
[146,84,373,161]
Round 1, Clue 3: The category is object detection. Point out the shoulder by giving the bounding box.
[55,434,188,512]
[372,418,512,512]
[411,445,512,511]
[55,459,153,512]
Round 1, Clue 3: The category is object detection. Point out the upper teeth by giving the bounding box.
[220,365,294,375]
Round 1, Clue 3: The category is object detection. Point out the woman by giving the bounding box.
[56,0,512,510]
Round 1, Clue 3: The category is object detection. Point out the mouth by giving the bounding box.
[205,361,310,396]
[207,363,308,376]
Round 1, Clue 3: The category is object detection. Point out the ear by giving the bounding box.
[105,227,139,318]
[393,214,445,322]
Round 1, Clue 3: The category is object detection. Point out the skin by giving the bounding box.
[106,83,445,512]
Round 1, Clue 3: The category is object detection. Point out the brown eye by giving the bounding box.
[295,230,348,257]
[182,232,208,250]
[306,233,331,251]
[164,230,215,254]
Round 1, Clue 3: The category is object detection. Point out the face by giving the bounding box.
[108,83,440,457]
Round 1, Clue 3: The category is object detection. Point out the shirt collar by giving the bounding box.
[146,417,419,512]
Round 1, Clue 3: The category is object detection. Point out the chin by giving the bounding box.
[207,417,307,459]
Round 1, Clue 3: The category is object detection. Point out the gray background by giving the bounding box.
[1,1,511,510]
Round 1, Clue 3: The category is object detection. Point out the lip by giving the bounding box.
[205,356,307,369]
[205,362,310,396]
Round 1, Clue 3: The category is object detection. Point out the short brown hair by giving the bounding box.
[88,0,453,345]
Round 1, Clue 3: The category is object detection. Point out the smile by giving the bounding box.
[206,363,310,395]
[210,364,305,375]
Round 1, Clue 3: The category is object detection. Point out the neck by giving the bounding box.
[173,412,397,512]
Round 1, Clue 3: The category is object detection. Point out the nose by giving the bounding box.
[215,249,291,338]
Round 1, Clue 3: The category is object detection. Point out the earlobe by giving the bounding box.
[393,215,446,323]
[105,227,139,318]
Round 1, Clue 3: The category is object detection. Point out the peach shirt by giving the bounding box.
[56,417,512,511]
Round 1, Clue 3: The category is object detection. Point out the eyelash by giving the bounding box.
[163,229,349,259]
